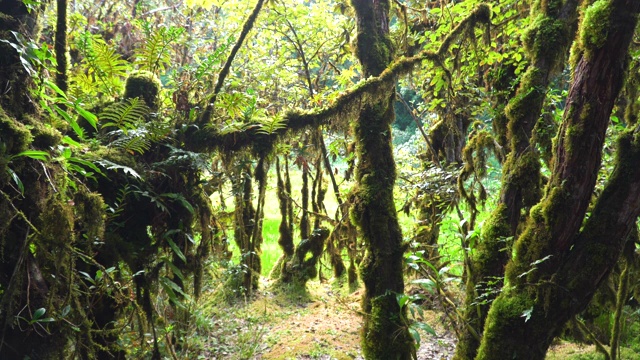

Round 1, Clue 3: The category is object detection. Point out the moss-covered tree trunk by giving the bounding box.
[454,1,579,358]
[475,1,640,358]
[350,0,413,358]
[271,155,294,279]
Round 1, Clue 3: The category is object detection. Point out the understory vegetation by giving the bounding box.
[1,0,640,359]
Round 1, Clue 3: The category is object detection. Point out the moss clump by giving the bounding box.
[476,290,535,358]
[39,197,75,247]
[579,0,612,52]
[123,70,161,110]
[523,15,566,60]
[73,190,105,243]
[0,107,33,155]
[22,114,62,149]
[503,150,542,207]
[476,204,512,269]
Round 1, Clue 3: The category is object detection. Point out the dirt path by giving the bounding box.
[217,280,457,359]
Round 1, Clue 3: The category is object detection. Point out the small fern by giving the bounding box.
[135,26,184,74]
[256,115,287,135]
[74,32,129,99]
[100,98,150,133]
[152,145,210,172]
[102,105,171,155]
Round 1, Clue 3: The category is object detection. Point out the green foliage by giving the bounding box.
[396,291,436,352]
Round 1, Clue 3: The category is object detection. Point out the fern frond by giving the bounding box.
[256,115,287,135]
[95,160,142,180]
[152,145,210,172]
[74,32,129,98]
[100,98,150,132]
[92,40,129,79]
[110,130,152,154]
[145,121,173,143]
[135,26,184,74]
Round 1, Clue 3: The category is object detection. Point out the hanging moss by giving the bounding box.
[123,70,161,110]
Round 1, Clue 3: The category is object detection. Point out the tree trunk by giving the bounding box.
[455,1,580,358]
[475,1,640,358]
[55,0,68,94]
[350,0,413,358]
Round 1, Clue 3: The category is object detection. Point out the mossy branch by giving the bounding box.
[187,4,491,154]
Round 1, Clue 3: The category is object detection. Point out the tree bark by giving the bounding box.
[475,1,640,358]
[350,0,413,358]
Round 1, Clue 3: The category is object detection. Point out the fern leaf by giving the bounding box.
[110,132,152,154]
[92,41,128,79]
[256,115,287,135]
[100,98,150,132]
[95,159,142,179]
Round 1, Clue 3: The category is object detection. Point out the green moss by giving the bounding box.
[361,294,413,360]
[477,204,512,268]
[123,70,161,110]
[503,150,542,207]
[91,146,137,168]
[523,15,566,60]
[476,290,535,358]
[579,0,612,52]
[504,70,547,145]
[39,197,75,246]
[73,190,105,243]
[22,114,62,149]
[0,107,33,155]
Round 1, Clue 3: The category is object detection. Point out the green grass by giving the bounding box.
[260,218,281,276]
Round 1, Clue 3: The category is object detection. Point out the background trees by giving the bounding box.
[1,0,640,359]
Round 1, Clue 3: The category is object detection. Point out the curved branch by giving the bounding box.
[198,0,266,126]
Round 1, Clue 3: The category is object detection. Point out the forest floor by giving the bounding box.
[198,276,611,360]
